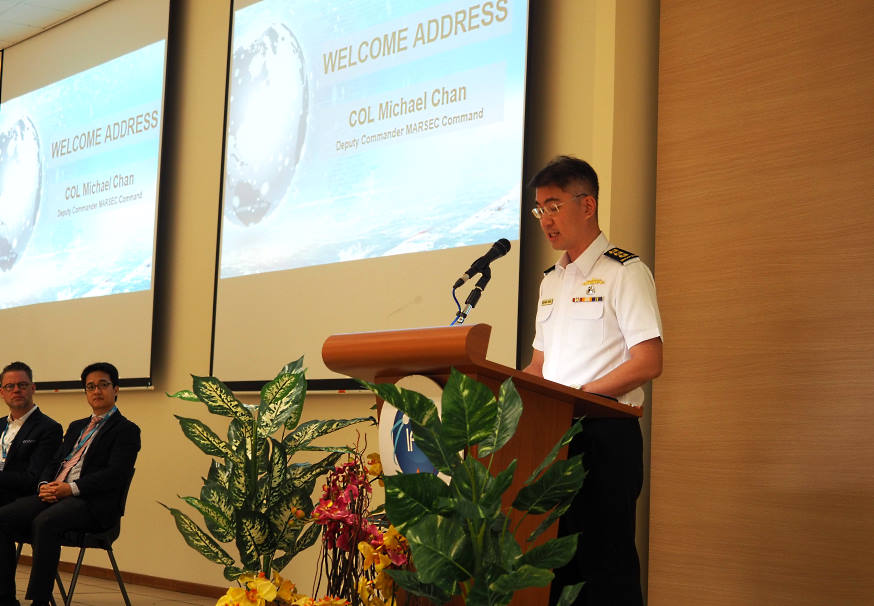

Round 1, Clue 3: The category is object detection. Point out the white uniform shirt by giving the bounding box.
[533,233,662,406]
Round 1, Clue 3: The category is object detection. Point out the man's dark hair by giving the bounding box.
[1,361,33,383]
[80,362,120,388]
[528,155,600,200]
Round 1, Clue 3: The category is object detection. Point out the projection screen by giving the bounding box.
[212,0,528,384]
[0,0,170,386]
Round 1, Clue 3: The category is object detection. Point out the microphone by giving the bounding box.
[453,238,511,289]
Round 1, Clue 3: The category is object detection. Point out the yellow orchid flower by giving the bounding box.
[358,541,381,569]
[272,572,297,602]
[314,596,350,606]
[365,453,382,477]
[216,586,256,606]
[247,574,278,603]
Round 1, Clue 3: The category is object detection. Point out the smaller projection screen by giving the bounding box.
[213,0,528,383]
[0,0,170,385]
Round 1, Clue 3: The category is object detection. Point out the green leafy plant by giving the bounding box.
[161,358,373,581]
[362,368,585,606]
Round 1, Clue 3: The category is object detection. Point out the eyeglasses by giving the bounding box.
[531,193,590,219]
[1,382,31,392]
[85,380,114,392]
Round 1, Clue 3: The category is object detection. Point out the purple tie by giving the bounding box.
[54,416,100,483]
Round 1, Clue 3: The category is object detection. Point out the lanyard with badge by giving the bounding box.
[63,406,117,462]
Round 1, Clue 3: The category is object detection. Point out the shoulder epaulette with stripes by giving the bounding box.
[543,265,556,275]
[603,247,638,264]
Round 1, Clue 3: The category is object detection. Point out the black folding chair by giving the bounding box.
[55,469,135,606]
[16,469,135,606]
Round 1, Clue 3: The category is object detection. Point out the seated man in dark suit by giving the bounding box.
[0,363,62,507]
[0,362,140,606]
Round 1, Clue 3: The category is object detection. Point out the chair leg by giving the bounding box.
[54,569,67,605]
[106,547,132,606]
[63,547,87,606]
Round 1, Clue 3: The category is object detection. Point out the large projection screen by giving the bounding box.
[0,0,170,386]
[213,0,528,383]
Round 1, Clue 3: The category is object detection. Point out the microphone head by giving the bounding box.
[495,238,511,255]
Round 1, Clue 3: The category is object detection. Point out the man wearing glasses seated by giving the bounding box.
[0,362,140,606]
[0,363,62,507]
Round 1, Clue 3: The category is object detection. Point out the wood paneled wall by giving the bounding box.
[650,1,874,604]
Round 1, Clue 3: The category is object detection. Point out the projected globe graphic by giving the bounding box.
[225,23,308,226]
[0,117,41,271]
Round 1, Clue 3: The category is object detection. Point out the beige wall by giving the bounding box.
[26,0,659,593]
[650,1,874,604]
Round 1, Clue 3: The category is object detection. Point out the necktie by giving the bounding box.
[54,416,101,483]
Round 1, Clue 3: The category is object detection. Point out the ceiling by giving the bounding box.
[0,0,106,50]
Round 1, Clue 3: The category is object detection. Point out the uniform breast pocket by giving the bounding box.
[568,301,605,345]
[536,303,554,326]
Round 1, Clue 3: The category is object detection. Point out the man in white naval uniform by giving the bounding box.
[523,156,663,606]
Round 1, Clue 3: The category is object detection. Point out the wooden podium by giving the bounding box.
[322,324,641,605]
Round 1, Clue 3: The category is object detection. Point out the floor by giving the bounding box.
[14,565,217,605]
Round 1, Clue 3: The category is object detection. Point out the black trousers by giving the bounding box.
[0,495,99,603]
[550,417,644,606]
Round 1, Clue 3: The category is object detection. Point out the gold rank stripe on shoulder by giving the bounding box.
[572,296,603,303]
[604,247,638,264]
[541,298,554,306]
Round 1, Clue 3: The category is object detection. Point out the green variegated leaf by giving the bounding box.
[223,566,245,581]
[255,434,269,474]
[519,533,579,569]
[227,461,248,508]
[161,504,235,567]
[235,510,270,569]
[192,374,251,419]
[206,460,230,489]
[271,522,321,573]
[555,582,585,606]
[295,445,355,454]
[404,515,473,585]
[285,452,343,493]
[440,368,497,452]
[227,417,252,456]
[466,580,505,606]
[489,564,554,593]
[278,357,304,375]
[167,389,200,402]
[449,455,492,505]
[513,455,584,514]
[200,482,234,538]
[282,417,372,452]
[175,416,239,463]
[295,521,322,552]
[480,459,517,517]
[384,472,453,534]
[179,495,234,542]
[478,377,523,457]
[258,372,304,437]
[527,501,571,543]
[265,439,286,509]
[269,491,310,543]
[525,421,582,484]
[384,569,453,604]
[361,380,461,474]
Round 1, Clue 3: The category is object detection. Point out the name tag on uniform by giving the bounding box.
[540,298,554,306]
